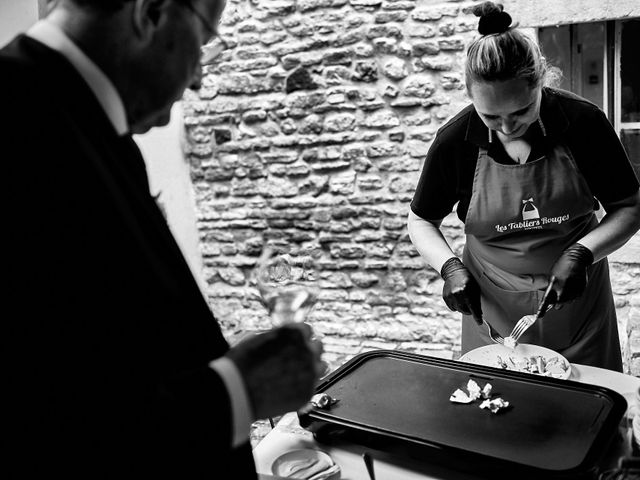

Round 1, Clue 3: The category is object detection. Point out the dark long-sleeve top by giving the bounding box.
[3,35,256,479]
[411,88,639,222]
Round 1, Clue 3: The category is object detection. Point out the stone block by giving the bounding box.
[407,24,437,38]
[313,160,353,174]
[421,55,454,71]
[334,29,367,47]
[323,48,355,65]
[285,67,319,93]
[357,174,385,190]
[389,97,423,108]
[382,217,407,230]
[411,7,443,21]
[366,142,402,158]
[403,76,437,98]
[438,37,465,51]
[375,11,409,22]
[324,113,358,132]
[372,38,398,55]
[440,72,463,90]
[382,0,416,10]
[261,31,288,45]
[350,0,383,7]
[260,0,296,17]
[412,40,440,56]
[362,109,401,129]
[353,60,379,83]
[355,217,383,229]
[382,58,409,80]
[330,243,367,259]
[354,230,386,242]
[439,21,456,36]
[363,259,389,269]
[298,0,349,11]
[367,24,404,39]
[218,267,246,286]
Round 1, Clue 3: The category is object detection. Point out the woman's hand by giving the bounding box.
[407,212,483,324]
[547,243,593,305]
[441,257,483,325]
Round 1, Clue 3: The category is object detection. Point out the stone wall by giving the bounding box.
[182,0,640,375]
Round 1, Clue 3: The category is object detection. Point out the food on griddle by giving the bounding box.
[450,379,485,403]
[481,382,492,399]
[450,388,474,404]
[311,393,339,409]
[466,379,482,400]
[496,354,568,378]
[450,379,509,413]
[479,397,510,413]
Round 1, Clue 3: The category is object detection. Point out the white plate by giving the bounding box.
[459,343,572,379]
[271,448,340,479]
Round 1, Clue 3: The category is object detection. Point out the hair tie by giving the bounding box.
[478,10,512,35]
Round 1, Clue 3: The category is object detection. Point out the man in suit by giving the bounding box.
[4,1,323,478]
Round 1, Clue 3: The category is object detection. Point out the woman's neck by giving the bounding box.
[496,130,534,164]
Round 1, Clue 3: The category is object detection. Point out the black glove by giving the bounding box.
[548,243,594,305]
[441,257,483,325]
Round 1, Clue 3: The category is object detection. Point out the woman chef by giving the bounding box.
[408,2,640,371]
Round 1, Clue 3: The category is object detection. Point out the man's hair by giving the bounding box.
[65,0,225,18]
[65,0,133,12]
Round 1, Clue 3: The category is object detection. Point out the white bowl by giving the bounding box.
[271,448,340,479]
[459,343,572,380]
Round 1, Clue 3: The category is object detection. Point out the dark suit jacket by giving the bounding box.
[3,35,256,479]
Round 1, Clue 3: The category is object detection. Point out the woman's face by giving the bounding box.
[469,78,542,140]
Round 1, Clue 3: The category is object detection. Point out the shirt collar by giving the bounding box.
[464,87,570,147]
[26,20,129,136]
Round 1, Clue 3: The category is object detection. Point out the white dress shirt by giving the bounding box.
[26,20,253,448]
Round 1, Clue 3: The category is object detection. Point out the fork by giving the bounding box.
[482,318,504,345]
[506,278,556,347]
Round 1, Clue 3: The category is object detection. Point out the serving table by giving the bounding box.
[253,361,639,480]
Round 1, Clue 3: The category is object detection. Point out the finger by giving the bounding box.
[283,321,313,340]
[316,359,329,378]
[443,295,457,312]
[453,292,472,316]
[303,322,325,340]
[309,337,324,358]
[469,301,483,326]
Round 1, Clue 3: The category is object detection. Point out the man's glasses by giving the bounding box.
[176,0,229,65]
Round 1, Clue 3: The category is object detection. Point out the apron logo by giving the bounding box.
[493,197,572,233]
[522,198,540,221]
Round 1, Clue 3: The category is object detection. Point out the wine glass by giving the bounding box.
[255,247,320,326]
[255,246,330,392]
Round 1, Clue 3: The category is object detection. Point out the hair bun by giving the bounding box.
[472,2,512,35]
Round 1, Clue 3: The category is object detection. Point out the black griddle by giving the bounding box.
[298,350,627,479]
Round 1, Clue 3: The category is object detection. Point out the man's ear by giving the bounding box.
[131,0,171,40]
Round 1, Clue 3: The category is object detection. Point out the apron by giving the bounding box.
[461,126,622,371]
